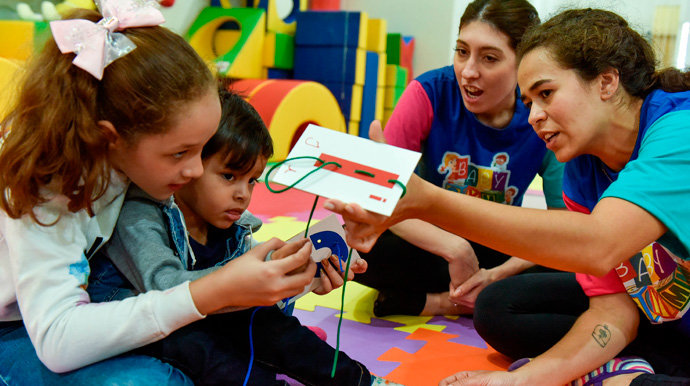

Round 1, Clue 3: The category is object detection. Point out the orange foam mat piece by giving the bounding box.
[379,328,511,386]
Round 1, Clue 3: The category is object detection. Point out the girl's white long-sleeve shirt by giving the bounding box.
[0,172,204,373]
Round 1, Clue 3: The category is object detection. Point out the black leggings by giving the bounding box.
[355,230,555,313]
[474,273,690,381]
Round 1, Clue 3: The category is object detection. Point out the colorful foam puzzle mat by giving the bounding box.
[248,183,519,385]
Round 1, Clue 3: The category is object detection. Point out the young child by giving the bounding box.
[0,3,316,384]
[88,89,401,386]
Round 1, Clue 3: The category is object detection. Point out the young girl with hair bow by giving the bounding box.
[0,1,316,384]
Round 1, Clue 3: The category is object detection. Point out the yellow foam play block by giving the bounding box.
[375,86,384,121]
[0,21,50,61]
[350,84,364,122]
[348,120,359,137]
[229,79,347,161]
[357,12,369,50]
[386,64,408,88]
[384,85,405,108]
[382,107,394,127]
[262,31,294,69]
[366,18,387,53]
[253,0,308,36]
[0,58,22,121]
[376,52,387,87]
[187,7,266,79]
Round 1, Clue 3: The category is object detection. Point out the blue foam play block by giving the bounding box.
[267,68,293,79]
[295,11,362,48]
[359,51,379,139]
[321,81,358,121]
[294,45,359,84]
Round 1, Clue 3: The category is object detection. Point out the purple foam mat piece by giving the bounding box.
[292,306,426,377]
[426,315,489,349]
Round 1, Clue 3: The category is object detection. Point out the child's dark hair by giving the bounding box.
[460,0,540,51]
[517,8,690,99]
[202,89,273,173]
[0,9,215,225]
[0,8,215,223]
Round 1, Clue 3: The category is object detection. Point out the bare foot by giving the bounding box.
[421,292,473,316]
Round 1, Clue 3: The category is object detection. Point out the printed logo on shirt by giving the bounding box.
[437,151,518,204]
[616,242,690,323]
[69,254,91,289]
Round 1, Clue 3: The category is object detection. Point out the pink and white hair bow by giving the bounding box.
[50,0,165,80]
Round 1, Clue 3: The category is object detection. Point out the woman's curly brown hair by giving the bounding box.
[517,8,690,99]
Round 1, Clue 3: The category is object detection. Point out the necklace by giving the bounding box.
[600,161,614,183]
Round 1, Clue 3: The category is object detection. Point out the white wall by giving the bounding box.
[340,0,465,78]
[161,0,690,72]
[160,0,209,35]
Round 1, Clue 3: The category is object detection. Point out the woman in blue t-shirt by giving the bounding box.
[354,0,565,318]
[327,8,690,386]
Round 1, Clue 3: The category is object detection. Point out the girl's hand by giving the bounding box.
[190,238,316,314]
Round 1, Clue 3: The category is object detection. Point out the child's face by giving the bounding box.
[108,89,220,200]
[176,153,267,230]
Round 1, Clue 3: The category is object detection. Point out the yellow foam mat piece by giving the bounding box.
[528,174,543,191]
[296,281,448,334]
[253,216,306,242]
[253,212,449,334]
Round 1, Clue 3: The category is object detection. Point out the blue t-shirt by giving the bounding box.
[415,65,564,207]
[564,88,690,326]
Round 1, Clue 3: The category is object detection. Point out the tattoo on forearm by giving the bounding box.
[592,324,611,348]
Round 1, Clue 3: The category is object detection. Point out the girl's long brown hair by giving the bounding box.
[0,8,214,224]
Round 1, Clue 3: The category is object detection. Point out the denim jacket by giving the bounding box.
[90,184,262,298]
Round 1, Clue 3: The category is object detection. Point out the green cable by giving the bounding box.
[388,179,407,197]
[353,169,375,178]
[331,248,354,378]
[263,156,407,378]
[265,156,342,194]
[304,195,319,238]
